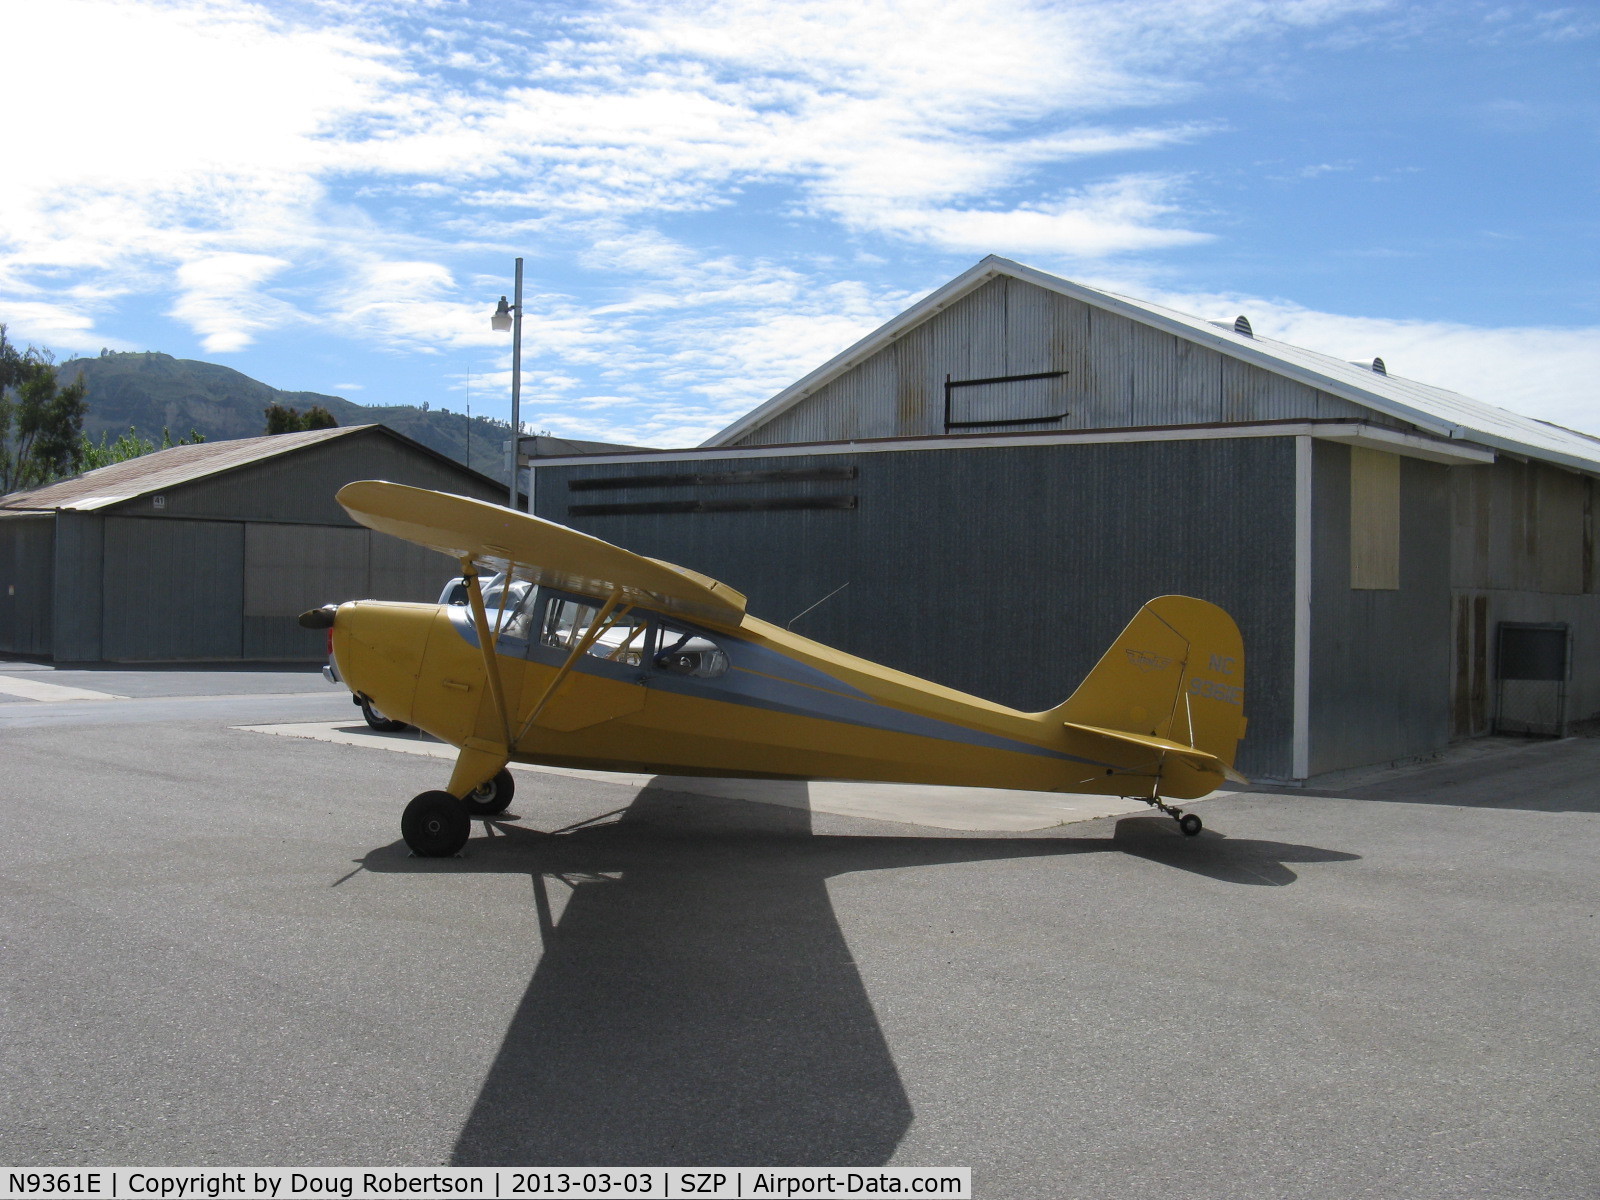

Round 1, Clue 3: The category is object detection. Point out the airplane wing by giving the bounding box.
[336,481,748,626]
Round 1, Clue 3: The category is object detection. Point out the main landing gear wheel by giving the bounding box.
[359,696,408,733]
[402,790,470,857]
[1178,812,1203,837]
[461,767,515,817]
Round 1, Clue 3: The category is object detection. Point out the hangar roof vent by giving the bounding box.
[1233,315,1253,337]
[1371,357,1387,375]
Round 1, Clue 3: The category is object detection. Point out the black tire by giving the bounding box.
[1178,812,1203,837]
[461,767,515,817]
[402,790,470,857]
[360,696,408,733]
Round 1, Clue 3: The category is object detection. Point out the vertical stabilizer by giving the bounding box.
[1052,596,1246,771]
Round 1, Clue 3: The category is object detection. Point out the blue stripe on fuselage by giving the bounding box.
[447,600,1111,769]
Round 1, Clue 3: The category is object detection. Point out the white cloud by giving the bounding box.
[863,176,1211,256]
[0,300,124,356]
[168,253,298,352]
[0,0,1586,457]
[323,258,530,354]
[0,0,1320,332]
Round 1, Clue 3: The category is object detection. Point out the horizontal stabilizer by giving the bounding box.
[337,481,748,626]
[1062,720,1251,784]
[1051,595,1247,792]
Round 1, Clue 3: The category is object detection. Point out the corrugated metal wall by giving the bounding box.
[1308,442,1453,775]
[536,437,1297,779]
[103,516,245,660]
[94,517,460,661]
[0,516,55,655]
[738,277,1387,445]
[372,534,454,601]
[52,512,104,661]
[242,524,369,659]
[55,431,499,661]
[1449,458,1600,735]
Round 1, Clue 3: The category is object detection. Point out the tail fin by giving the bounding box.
[1052,596,1247,794]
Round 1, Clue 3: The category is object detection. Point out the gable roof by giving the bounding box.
[0,424,504,513]
[707,255,1600,476]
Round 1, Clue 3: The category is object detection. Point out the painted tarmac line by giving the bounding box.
[0,674,127,702]
[235,719,1224,832]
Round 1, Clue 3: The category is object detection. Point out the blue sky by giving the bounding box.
[1,0,1595,446]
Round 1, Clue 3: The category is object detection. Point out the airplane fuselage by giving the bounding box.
[332,586,1224,800]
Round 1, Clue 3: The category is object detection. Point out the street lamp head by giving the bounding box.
[490,296,513,332]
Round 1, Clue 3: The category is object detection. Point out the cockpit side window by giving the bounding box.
[653,626,729,679]
[542,596,654,666]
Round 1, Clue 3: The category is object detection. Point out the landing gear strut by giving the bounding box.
[1139,795,1203,837]
[462,767,515,816]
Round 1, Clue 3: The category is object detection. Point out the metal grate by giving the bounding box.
[1494,622,1568,737]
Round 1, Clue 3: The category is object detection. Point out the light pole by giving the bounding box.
[491,256,523,509]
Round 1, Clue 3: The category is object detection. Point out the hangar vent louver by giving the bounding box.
[1233,315,1253,337]
[1371,357,1387,375]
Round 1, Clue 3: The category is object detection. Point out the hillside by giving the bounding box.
[59,351,512,482]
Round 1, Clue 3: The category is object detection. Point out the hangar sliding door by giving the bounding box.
[0,516,54,656]
[103,517,243,660]
[242,523,368,658]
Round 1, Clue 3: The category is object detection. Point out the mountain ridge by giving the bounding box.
[59,351,512,482]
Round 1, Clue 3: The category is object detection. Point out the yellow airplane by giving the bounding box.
[300,481,1248,857]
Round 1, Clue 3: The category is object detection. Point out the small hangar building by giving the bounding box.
[0,424,504,663]
[526,256,1600,782]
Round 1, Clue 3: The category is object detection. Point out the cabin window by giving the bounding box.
[653,628,729,679]
[1350,446,1400,590]
[541,597,654,666]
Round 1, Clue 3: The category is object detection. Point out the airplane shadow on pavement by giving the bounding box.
[357,783,1357,1166]
[1110,816,1360,886]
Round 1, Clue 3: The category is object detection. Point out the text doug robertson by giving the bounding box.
[116,1176,483,1198]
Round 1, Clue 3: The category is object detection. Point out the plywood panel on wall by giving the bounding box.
[1350,446,1400,590]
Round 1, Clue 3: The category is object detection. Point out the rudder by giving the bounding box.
[1052,596,1246,771]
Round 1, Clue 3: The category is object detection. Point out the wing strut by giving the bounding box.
[461,560,513,751]
[511,589,631,748]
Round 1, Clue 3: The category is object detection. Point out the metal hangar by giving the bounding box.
[524,256,1600,782]
[0,424,505,663]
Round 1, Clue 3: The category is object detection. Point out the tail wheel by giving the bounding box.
[1137,794,1203,837]
[402,790,470,857]
[462,767,515,816]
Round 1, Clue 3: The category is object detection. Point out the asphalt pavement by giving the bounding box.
[1,660,1596,1198]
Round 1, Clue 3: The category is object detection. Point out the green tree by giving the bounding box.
[79,425,206,470]
[0,325,89,494]
[264,401,338,434]
[264,401,302,433]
